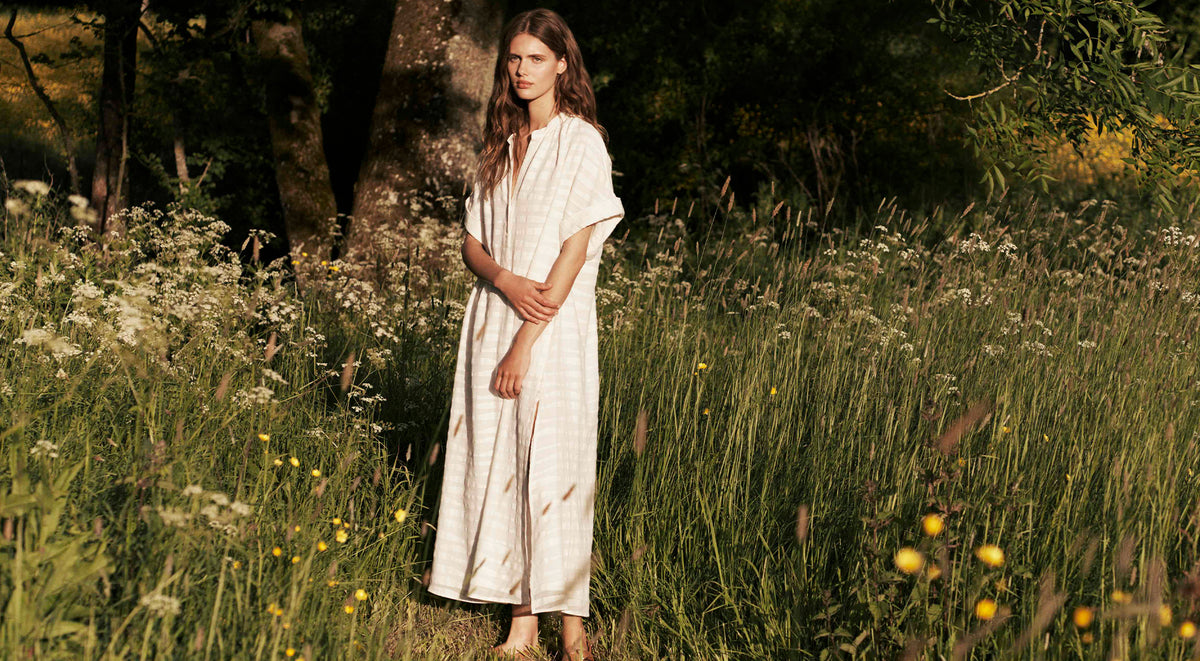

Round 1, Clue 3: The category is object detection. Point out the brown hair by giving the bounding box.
[474,9,608,202]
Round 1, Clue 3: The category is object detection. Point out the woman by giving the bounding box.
[426,8,624,661]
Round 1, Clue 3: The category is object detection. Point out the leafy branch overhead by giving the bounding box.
[932,0,1200,208]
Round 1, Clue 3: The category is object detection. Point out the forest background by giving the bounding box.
[7,0,1200,259]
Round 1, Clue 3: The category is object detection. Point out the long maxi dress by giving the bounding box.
[427,111,624,617]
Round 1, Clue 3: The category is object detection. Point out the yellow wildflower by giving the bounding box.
[258,433,270,442]
[921,514,944,537]
[1181,621,1197,639]
[893,547,924,574]
[925,564,942,580]
[317,541,328,551]
[289,456,300,467]
[336,529,349,543]
[286,648,295,657]
[344,605,354,614]
[312,468,321,477]
[355,588,368,601]
[975,544,1005,567]
[975,599,997,621]
[1160,605,1173,626]
[1073,606,1094,629]
[1111,590,1131,604]
[697,362,707,370]
[291,555,300,564]
[395,508,408,524]
[274,458,284,466]
[769,386,777,395]
[272,546,282,557]
[332,517,342,525]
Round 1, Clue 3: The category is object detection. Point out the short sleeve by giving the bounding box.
[463,187,483,244]
[560,131,624,261]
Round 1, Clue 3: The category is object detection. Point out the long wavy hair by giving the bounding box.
[474,9,608,202]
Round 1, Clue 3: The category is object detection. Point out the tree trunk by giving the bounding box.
[250,14,337,288]
[344,0,503,267]
[90,0,140,238]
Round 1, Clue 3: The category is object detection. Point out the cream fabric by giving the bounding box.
[428,112,624,617]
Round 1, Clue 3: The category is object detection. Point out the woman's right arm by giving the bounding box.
[461,235,559,324]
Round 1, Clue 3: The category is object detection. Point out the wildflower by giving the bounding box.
[344,605,355,614]
[925,564,942,580]
[1181,621,1196,639]
[1111,590,1132,604]
[311,468,321,477]
[394,508,408,524]
[274,458,284,466]
[258,433,271,442]
[13,179,50,196]
[332,517,342,525]
[139,591,182,618]
[291,555,300,564]
[974,599,997,621]
[703,408,709,415]
[975,544,1005,567]
[355,589,368,601]
[272,546,283,557]
[301,252,309,257]
[232,560,242,569]
[4,197,30,216]
[327,580,339,587]
[29,439,61,459]
[1001,426,1010,434]
[293,525,300,532]
[1081,632,1094,644]
[921,514,944,537]
[893,547,924,574]
[1073,607,1094,629]
[697,362,707,370]
[289,457,300,467]
[317,541,328,551]
[335,529,349,543]
[330,265,340,272]
[769,386,777,395]
[286,649,295,657]
[1160,605,1173,626]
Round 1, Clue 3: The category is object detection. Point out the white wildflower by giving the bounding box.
[13,180,50,196]
[29,439,60,459]
[138,591,182,618]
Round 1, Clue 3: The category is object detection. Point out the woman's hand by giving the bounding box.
[495,270,559,323]
[492,345,531,399]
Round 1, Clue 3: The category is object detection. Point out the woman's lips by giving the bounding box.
[516,82,532,88]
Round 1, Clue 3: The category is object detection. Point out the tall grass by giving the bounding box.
[2,179,1200,659]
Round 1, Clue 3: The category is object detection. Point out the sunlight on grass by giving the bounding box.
[2,179,1200,658]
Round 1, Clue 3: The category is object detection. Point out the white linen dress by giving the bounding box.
[427,111,624,617]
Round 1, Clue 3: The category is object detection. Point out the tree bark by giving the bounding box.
[344,0,503,266]
[5,9,82,197]
[90,0,140,237]
[250,14,337,286]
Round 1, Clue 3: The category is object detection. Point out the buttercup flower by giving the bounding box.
[975,599,997,621]
[1073,607,1094,629]
[893,547,924,574]
[975,544,1004,567]
[921,514,944,537]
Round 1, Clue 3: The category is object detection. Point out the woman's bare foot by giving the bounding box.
[491,604,540,657]
[559,614,594,661]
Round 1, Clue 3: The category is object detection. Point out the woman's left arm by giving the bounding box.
[492,225,594,398]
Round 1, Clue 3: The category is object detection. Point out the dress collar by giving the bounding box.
[506,112,565,145]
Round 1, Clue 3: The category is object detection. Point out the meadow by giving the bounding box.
[3,176,1200,660]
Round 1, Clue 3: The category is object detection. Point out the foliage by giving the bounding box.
[932,0,1200,212]
[6,170,1200,657]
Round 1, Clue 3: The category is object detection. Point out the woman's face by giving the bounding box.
[507,33,565,105]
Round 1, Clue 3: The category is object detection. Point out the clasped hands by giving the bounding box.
[490,270,560,399]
